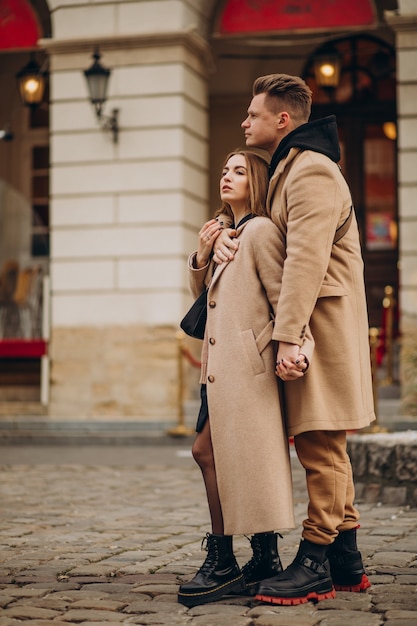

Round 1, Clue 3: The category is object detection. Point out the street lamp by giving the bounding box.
[16,54,47,109]
[313,48,341,90]
[84,50,119,143]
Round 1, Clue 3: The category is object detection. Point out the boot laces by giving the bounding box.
[241,532,282,577]
[241,535,262,577]
[198,533,218,575]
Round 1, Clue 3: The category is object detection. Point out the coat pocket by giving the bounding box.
[317,284,347,298]
[241,321,274,376]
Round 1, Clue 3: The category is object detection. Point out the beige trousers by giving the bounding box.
[294,430,360,545]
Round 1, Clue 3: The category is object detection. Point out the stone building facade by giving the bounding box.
[0,0,416,428]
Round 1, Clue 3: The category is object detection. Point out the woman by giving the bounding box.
[178,150,311,607]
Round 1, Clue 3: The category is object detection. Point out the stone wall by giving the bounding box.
[49,325,181,421]
[348,431,417,507]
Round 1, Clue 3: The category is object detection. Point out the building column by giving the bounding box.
[42,1,211,422]
[386,1,417,413]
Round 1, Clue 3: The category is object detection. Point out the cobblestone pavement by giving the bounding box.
[0,444,416,625]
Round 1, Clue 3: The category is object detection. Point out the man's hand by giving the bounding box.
[212,228,239,264]
[276,342,309,381]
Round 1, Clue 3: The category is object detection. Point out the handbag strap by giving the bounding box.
[333,206,353,244]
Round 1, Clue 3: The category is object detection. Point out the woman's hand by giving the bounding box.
[195,219,224,268]
[276,342,309,381]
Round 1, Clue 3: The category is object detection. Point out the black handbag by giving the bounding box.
[180,290,207,340]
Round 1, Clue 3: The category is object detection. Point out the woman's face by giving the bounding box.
[220,153,249,208]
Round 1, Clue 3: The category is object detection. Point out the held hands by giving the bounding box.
[276,342,309,381]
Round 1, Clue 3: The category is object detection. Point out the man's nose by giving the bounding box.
[241,117,249,128]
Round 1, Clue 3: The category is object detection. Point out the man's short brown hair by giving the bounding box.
[253,74,312,123]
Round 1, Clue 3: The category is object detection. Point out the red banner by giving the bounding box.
[0,0,42,49]
[217,0,376,35]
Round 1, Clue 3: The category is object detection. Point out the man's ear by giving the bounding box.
[277,112,290,129]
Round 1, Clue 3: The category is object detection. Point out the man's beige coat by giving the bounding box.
[268,147,376,436]
[187,217,314,535]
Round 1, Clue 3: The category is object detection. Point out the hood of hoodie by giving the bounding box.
[269,115,341,179]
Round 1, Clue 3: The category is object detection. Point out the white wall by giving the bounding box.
[44,1,211,328]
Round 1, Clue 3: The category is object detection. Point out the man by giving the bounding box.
[213,74,375,605]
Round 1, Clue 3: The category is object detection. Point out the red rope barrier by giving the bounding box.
[181,345,201,368]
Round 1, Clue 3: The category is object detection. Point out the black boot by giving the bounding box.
[327,527,371,592]
[239,532,283,595]
[256,539,335,605]
[178,533,245,607]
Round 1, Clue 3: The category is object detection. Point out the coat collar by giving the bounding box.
[267,147,301,208]
[209,216,255,289]
[271,146,301,180]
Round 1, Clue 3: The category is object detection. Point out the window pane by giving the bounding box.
[33,146,49,170]
[364,123,397,250]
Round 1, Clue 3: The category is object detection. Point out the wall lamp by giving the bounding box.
[16,54,47,109]
[313,47,341,90]
[84,50,119,143]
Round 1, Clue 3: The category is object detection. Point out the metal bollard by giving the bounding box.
[167,331,194,437]
[369,326,379,420]
[365,326,388,433]
[381,285,395,386]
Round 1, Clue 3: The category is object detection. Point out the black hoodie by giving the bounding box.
[269,115,341,179]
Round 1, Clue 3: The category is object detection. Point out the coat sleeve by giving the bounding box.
[300,331,314,365]
[187,252,214,299]
[250,218,315,362]
[271,153,344,346]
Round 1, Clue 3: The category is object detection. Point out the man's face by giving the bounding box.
[241,93,281,155]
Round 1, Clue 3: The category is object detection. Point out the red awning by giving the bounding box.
[0,339,48,358]
[217,0,376,35]
[0,0,42,49]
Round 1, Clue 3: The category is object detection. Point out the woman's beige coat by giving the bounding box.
[268,147,376,436]
[188,217,313,536]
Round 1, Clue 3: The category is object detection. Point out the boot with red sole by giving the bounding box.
[255,539,335,606]
[327,527,371,592]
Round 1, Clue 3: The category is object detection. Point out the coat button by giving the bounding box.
[209,337,215,345]
[208,300,216,308]
[208,375,215,383]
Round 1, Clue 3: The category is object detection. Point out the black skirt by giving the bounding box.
[195,384,208,433]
